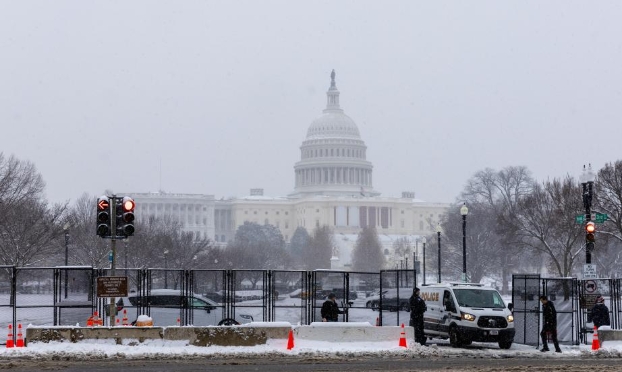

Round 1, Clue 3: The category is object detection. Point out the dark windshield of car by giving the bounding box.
[453,289,505,309]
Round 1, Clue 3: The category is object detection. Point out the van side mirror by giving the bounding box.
[508,303,513,312]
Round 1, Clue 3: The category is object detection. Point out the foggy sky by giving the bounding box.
[2,1,621,206]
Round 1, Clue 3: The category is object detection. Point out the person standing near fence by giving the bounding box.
[591,295,610,329]
[539,295,562,353]
[321,293,346,322]
[409,287,427,346]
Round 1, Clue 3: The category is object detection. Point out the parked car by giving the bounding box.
[118,289,254,326]
[366,288,412,312]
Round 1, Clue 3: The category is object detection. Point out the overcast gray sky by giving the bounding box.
[2,1,621,205]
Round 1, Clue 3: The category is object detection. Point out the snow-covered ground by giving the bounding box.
[2,329,622,361]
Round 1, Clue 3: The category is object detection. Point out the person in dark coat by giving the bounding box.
[539,295,561,353]
[591,295,610,328]
[409,287,427,345]
[321,293,346,322]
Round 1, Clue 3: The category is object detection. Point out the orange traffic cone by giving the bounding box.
[6,324,14,348]
[399,323,407,348]
[122,309,129,326]
[592,326,600,351]
[15,324,24,348]
[286,329,295,350]
[86,316,94,327]
[176,318,181,327]
[93,311,103,326]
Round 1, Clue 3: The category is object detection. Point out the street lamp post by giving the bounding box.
[422,237,427,285]
[460,203,469,283]
[437,225,442,283]
[63,223,70,299]
[164,250,169,289]
[581,164,596,264]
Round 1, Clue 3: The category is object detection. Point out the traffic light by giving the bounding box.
[586,221,596,242]
[116,196,135,237]
[96,196,111,237]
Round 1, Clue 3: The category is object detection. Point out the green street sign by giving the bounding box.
[575,213,608,224]
[595,213,608,224]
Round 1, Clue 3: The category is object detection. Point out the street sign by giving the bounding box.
[575,213,608,224]
[583,264,597,279]
[595,213,608,224]
[584,279,597,293]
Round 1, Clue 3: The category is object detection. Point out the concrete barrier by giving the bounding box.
[597,328,622,346]
[25,322,413,347]
[294,322,414,343]
[26,322,292,347]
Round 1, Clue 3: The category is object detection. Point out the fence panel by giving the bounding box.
[55,267,96,326]
[543,278,577,345]
[512,274,540,346]
[270,270,308,324]
[577,278,618,345]
[378,269,415,326]
[345,271,381,326]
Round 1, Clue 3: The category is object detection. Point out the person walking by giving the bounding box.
[539,295,562,353]
[591,295,610,329]
[409,287,427,345]
[321,293,346,322]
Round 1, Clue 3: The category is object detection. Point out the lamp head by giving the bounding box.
[460,203,469,216]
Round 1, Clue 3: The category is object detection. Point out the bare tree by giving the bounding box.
[461,166,534,292]
[592,160,622,276]
[595,160,622,243]
[511,177,584,279]
[0,154,67,266]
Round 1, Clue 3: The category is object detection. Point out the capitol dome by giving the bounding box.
[306,111,361,140]
[290,70,379,198]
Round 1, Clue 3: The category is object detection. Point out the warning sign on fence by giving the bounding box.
[580,294,599,309]
[96,276,128,297]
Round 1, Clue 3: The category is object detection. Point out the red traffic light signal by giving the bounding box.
[118,196,135,236]
[122,197,135,213]
[586,221,595,242]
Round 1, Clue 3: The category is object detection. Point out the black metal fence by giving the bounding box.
[3,266,418,343]
[512,274,622,347]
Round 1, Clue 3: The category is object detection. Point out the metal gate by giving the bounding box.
[542,277,577,345]
[512,274,540,346]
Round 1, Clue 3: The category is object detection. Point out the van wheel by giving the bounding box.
[218,318,240,326]
[449,327,462,348]
[400,303,410,312]
[498,340,512,349]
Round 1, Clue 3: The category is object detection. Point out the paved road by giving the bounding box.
[2,354,621,372]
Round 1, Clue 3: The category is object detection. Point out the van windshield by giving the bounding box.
[453,289,505,309]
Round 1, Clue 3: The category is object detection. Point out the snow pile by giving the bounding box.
[2,337,621,362]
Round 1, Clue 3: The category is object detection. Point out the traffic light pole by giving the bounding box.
[109,196,117,327]
[582,179,594,264]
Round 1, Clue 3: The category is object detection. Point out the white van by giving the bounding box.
[420,283,515,349]
[119,289,254,326]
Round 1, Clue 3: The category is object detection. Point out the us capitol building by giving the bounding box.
[128,71,449,270]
